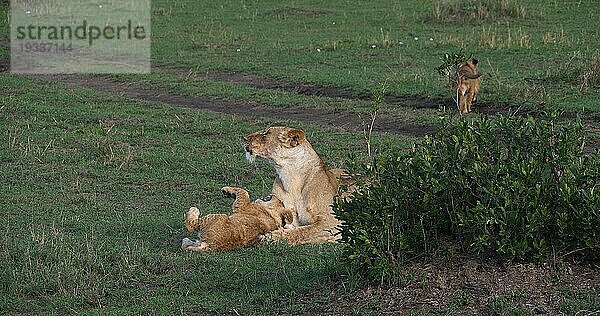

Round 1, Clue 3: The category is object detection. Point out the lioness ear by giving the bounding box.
[282,128,305,148]
[471,58,478,65]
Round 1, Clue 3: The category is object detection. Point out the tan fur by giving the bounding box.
[244,126,343,245]
[182,186,294,251]
[456,58,482,114]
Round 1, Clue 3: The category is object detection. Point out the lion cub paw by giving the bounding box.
[185,207,200,233]
[271,228,287,238]
[221,186,237,198]
[181,238,210,252]
[181,237,199,250]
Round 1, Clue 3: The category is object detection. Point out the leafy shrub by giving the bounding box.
[335,112,599,280]
[435,50,472,85]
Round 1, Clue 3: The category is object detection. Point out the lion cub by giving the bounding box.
[181,186,295,252]
[456,58,482,114]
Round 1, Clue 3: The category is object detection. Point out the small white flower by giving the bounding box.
[332,22,336,25]
[316,48,321,52]
[430,38,434,41]
[414,37,419,40]
[98,4,102,8]
[371,44,376,48]
[399,41,404,45]
[26,10,31,14]
[236,48,241,52]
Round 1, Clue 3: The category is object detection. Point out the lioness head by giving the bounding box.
[243,126,306,163]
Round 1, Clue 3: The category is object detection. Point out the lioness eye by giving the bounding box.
[263,195,272,201]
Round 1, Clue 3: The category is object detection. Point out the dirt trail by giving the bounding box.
[45,71,598,150]
[43,74,435,136]
[161,66,443,109]
[1,33,595,141]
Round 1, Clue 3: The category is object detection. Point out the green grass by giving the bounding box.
[107,72,443,126]
[0,74,410,315]
[146,0,600,111]
[1,0,599,314]
[4,0,600,114]
[37,0,594,120]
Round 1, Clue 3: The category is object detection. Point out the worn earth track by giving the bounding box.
[0,36,434,136]
[13,69,600,150]
[160,65,600,123]
[161,66,445,110]
[1,38,598,143]
[37,74,436,136]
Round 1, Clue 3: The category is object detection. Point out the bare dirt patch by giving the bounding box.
[40,74,435,136]
[160,66,600,123]
[291,244,599,315]
[22,71,600,152]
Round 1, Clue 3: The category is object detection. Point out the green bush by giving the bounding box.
[435,50,472,84]
[334,112,599,280]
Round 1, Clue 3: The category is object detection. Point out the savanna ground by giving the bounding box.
[1,0,599,315]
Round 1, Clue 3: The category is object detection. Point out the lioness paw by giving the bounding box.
[270,228,287,239]
[260,231,285,244]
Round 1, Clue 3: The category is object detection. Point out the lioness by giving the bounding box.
[456,58,482,114]
[244,126,343,245]
[182,186,294,251]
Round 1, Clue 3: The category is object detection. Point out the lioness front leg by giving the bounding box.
[270,222,340,245]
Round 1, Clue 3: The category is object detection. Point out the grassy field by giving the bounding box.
[1,0,599,314]
[0,74,408,314]
[146,0,600,111]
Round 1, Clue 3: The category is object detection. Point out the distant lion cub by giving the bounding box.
[182,187,295,252]
[456,58,482,114]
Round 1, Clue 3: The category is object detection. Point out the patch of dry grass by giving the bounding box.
[579,58,600,90]
[430,0,527,24]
